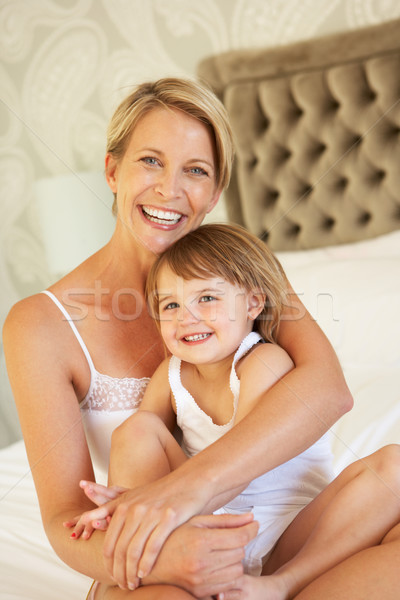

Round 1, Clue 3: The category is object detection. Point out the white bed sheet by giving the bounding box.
[0,440,91,599]
[1,230,399,598]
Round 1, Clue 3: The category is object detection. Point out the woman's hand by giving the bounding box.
[142,514,258,597]
[65,479,258,595]
[64,474,211,585]
[100,475,212,588]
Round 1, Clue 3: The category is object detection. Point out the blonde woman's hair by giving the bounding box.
[146,223,289,343]
[107,78,234,215]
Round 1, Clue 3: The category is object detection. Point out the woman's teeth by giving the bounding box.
[184,333,211,342]
[143,206,182,224]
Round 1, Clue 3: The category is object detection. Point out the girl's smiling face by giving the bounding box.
[105,106,221,255]
[156,266,264,365]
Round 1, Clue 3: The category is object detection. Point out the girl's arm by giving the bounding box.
[82,291,353,583]
[233,342,294,425]
[137,358,176,426]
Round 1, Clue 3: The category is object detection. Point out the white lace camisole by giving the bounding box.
[41,291,150,481]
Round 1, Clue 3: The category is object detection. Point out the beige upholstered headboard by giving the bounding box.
[198,19,400,251]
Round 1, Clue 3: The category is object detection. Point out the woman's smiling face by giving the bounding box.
[105,106,221,255]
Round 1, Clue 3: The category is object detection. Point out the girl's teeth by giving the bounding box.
[184,333,211,342]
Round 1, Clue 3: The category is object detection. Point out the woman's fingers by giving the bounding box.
[103,503,181,588]
[136,506,178,578]
[99,491,256,589]
[139,514,258,597]
[195,512,256,535]
[103,502,143,587]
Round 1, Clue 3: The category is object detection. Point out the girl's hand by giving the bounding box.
[80,480,127,505]
[63,481,127,540]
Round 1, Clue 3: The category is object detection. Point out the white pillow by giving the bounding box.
[277,229,400,267]
[276,231,400,367]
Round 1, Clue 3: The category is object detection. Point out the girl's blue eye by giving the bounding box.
[199,295,215,303]
[164,301,179,310]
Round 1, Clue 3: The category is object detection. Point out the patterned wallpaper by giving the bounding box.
[1,0,399,446]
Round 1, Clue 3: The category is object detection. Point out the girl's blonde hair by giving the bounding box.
[146,223,289,343]
[107,78,234,214]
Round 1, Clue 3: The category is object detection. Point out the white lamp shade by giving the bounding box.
[34,171,115,276]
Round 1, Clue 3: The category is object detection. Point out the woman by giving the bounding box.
[3,78,353,599]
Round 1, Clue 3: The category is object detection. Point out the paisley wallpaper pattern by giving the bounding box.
[1,0,399,446]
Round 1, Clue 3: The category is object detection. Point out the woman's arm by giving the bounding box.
[2,296,115,581]
[89,292,352,582]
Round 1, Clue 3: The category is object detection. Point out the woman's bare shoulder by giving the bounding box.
[4,292,50,328]
[4,260,89,335]
[3,291,69,356]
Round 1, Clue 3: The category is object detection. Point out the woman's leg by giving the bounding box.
[108,411,187,488]
[292,524,400,599]
[232,445,400,600]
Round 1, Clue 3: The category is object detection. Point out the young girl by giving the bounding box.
[70,223,400,600]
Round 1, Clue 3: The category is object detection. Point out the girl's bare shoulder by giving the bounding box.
[238,341,294,379]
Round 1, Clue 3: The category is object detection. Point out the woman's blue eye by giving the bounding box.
[142,157,158,165]
[190,166,208,176]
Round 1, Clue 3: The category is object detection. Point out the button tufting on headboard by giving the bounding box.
[198,18,400,250]
[358,212,372,225]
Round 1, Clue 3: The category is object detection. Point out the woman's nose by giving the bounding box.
[155,169,182,200]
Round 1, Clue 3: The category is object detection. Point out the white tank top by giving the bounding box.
[41,290,149,480]
[169,331,263,456]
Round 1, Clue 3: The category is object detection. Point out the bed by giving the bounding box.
[1,18,400,599]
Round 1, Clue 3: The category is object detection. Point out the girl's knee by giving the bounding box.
[112,411,166,447]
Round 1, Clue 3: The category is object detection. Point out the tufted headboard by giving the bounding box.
[198,19,400,251]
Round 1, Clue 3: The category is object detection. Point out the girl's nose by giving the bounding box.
[179,304,200,325]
